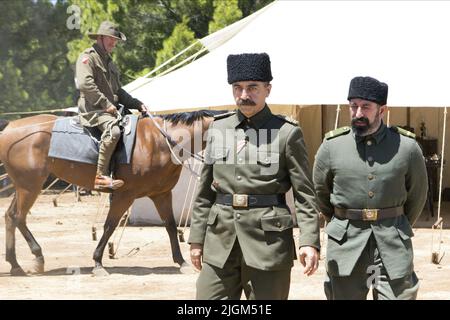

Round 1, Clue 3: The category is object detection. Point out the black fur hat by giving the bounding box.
[227,53,273,84]
[347,76,388,106]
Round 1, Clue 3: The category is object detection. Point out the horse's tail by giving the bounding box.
[0,119,9,132]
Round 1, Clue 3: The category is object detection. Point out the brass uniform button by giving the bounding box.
[368,191,374,198]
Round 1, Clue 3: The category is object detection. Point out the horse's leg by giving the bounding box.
[92,192,134,276]
[5,187,43,275]
[151,192,192,273]
[15,187,45,274]
[4,194,25,276]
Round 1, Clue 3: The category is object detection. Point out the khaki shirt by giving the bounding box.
[313,123,428,279]
[75,43,142,126]
[188,106,320,271]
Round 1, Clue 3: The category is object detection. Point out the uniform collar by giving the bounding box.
[93,43,111,62]
[235,104,272,129]
[354,121,387,144]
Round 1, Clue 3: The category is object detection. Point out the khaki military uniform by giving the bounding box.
[313,123,428,300]
[189,106,320,300]
[75,43,142,175]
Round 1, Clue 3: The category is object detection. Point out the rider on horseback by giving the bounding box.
[75,21,147,191]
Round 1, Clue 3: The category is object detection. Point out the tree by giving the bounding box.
[209,0,242,34]
[154,16,200,74]
[0,0,78,114]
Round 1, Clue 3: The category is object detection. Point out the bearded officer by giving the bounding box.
[313,76,428,300]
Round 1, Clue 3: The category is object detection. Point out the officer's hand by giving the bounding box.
[106,105,118,115]
[299,246,319,276]
[190,243,203,271]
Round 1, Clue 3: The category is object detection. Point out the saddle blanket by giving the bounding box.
[48,115,138,165]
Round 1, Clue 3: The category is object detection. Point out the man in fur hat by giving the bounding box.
[188,53,320,300]
[313,76,428,299]
[75,21,147,191]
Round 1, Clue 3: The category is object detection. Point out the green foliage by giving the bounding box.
[0,0,274,115]
[154,17,201,75]
[0,0,78,115]
[209,0,242,34]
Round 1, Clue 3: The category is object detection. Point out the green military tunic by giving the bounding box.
[313,122,427,299]
[189,105,320,299]
[75,43,142,127]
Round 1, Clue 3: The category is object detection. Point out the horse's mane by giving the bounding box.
[158,109,229,125]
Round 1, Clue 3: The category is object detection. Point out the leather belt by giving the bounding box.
[216,193,286,208]
[334,206,404,221]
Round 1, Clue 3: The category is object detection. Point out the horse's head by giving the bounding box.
[158,109,229,159]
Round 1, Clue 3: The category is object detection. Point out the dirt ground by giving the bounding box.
[0,192,449,300]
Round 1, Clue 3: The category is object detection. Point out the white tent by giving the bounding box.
[125,0,450,110]
[128,0,450,244]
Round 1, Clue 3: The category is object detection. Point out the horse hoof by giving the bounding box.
[179,262,196,274]
[92,266,109,277]
[30,256,45,274]
[11,267,27,276]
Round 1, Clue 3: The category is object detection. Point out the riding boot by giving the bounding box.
[95,124,124,191]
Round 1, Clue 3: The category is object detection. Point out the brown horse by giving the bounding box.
[0,110,219,276]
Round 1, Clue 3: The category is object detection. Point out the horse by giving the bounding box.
[0,110,221,276]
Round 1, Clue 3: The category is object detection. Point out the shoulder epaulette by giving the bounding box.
[213,111,236,121]
[390,126,416,139]
[324,126,351,140]
[275,114,298,126]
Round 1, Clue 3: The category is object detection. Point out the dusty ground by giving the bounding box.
[0,192,449,300]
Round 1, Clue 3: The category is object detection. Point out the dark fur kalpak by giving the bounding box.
[348,76,388,106]
[227,53,273,84]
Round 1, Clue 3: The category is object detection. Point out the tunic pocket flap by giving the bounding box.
[261,215,294,232]
[397,220,415,240]
[257,151,279,166]
[325,218,349,241]
[206,206,219,225]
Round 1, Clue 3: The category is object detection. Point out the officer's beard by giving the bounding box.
[351,113,382,136]
[237,98,256,106]
[351,116,370,135]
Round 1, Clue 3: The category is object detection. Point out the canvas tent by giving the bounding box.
[127,1,450,230]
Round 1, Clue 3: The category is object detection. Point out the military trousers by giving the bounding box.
[96,114,121,176]
[196,240,291,300]
[325,235,419,300]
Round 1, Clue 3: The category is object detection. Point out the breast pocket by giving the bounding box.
[209,147,231,164]
[257,151,279,175]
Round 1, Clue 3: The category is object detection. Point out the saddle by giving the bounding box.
[48,114,139,169]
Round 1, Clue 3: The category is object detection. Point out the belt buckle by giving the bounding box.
[362,209,378,221]
[233,194,248,208]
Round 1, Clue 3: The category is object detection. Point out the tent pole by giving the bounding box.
[334,104,341,130]
[431,106,446,264]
